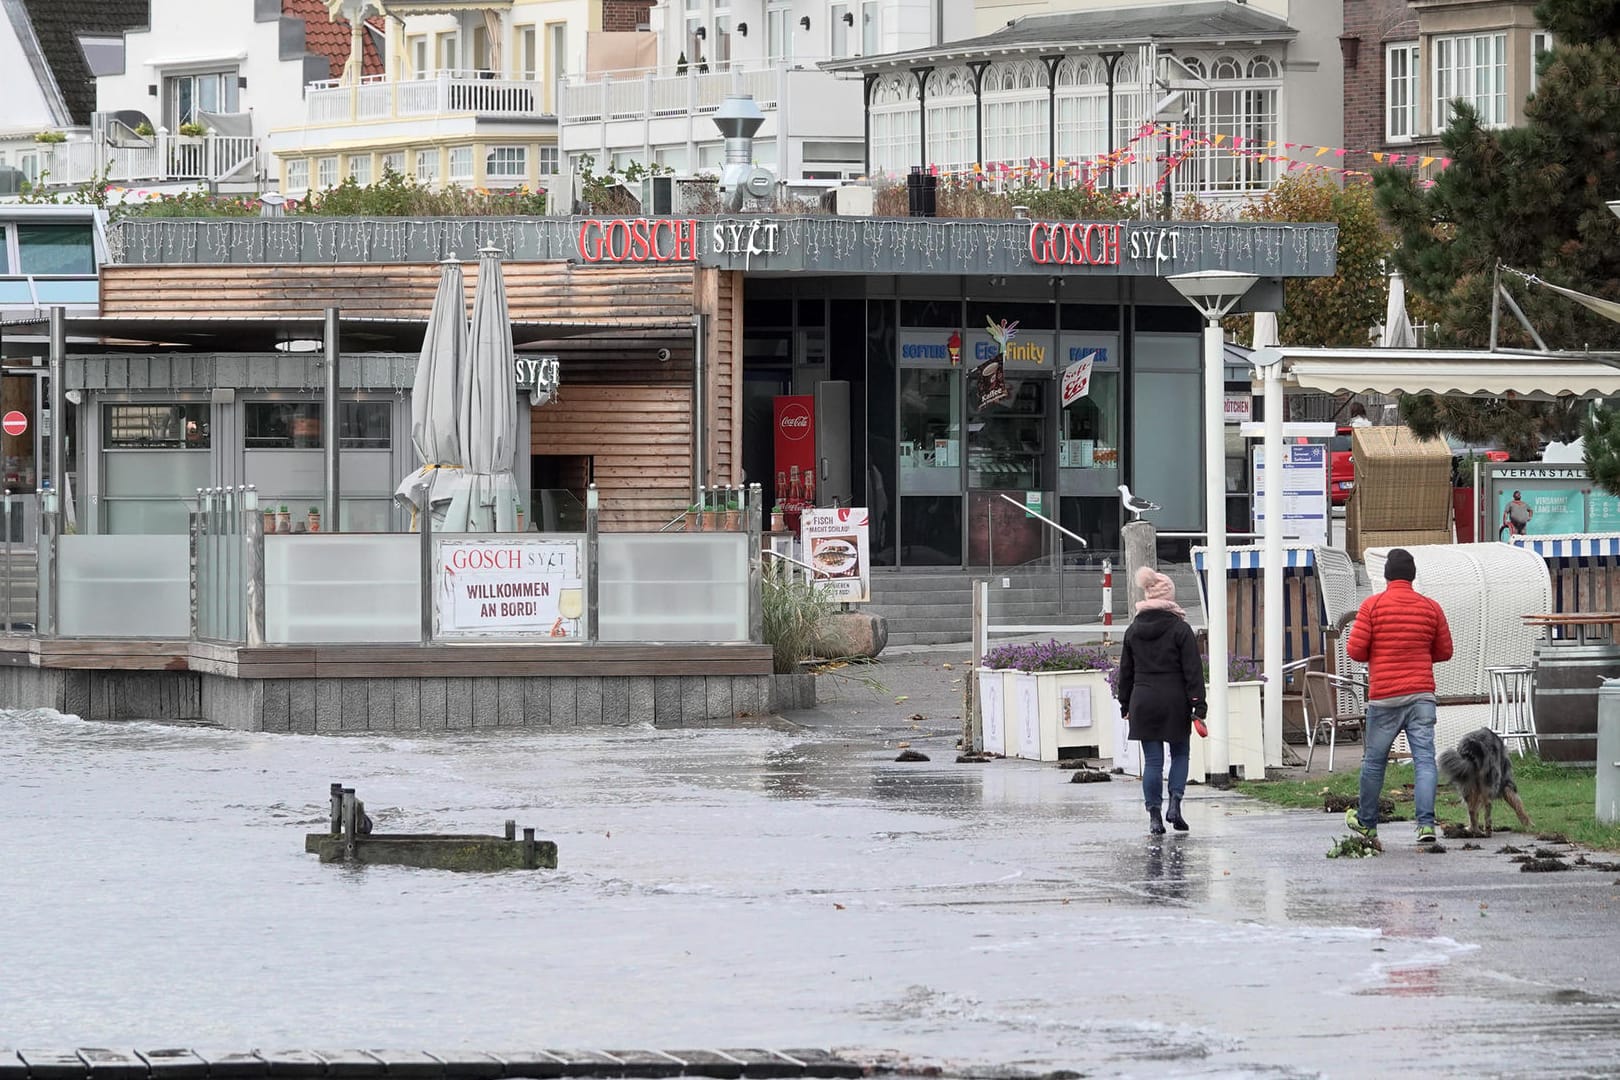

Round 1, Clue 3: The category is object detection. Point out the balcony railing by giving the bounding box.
[304,71,550,125]
[27,130,260,188]
[559,62,783,124]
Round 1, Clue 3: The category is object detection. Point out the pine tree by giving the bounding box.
[1374,0,1620,464]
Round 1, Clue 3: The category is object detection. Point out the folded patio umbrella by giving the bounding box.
[441,246,521,533]
[394,258,466,529]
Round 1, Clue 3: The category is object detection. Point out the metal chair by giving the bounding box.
[1304,670,1367,771]
[1486,665,1538,757]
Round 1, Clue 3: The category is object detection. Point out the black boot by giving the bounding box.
[1148,806,1166,835]
[1166,796,1189,832]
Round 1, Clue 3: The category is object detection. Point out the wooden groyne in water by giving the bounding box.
[303,784,558,871]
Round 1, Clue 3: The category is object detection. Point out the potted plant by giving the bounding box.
[770,504,785,533]
[981,639,1120,762]
[134,120,154,138]
[177,122,207,139]
[33,131,65,144]
[307,506,321,533]
[276,504,291,533]
[685,503,701,532]
[724,486,740,531]
[703,489,721,532]
[262,507,277,534]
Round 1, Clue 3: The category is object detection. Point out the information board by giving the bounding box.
[1252,444,1329,547]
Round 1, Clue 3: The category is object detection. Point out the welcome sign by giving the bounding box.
[434,537,587,639]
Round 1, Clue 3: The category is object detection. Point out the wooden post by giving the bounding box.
[341,787,357,861]
[1122,520,1157,610]
[967,579,987,753]
[522,827,537,869]
[504,820,516,841]
[329,783,344,836]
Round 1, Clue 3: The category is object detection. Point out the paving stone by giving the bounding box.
[444,679,472,730]
[627,677,655,723]
[423,1054,501,1080]
[600,677,630,725]
[77,1050,146,1080]
[195,1053,269,1079]
[309,1052,382,1079]
[16,1051,89,1080]
[535,1052,623,1077]
[550,677,577,726]
[258,1051,326,1079]
[653,676,682,725]
[602,1053,680,1077]
[522,677,551,726]
[419,679,447,731]
[360,1051,441,1080]
[497,678,525,727]
[340,681,368,731]
[471,680,500,728]
[392,682,421,732]
[679,677,707,724]
[289,681,318,734]
[704,679,733,724]
[718,1051,798,1079]
[485,1052,565,1079]
[314,681,342,733]
[660,1052,743,1079]
[773,1052,861,1079]
[134,1051,207,1080]
[366,681,396,732]
[575,679,603,725]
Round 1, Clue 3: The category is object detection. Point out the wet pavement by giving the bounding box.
[5,651,1620,1079]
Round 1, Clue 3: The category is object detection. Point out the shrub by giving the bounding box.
[1204,653,1264,683]
[762,575,837,675]
[177,122,207,137]
[34,131,66,144]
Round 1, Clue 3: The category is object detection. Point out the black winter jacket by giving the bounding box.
[1116,609,1206,744]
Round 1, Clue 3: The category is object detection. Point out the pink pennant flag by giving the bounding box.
[1334,148,1348,157]
[1441,158,1452,168]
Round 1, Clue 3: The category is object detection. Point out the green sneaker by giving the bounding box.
[1345,805,1378,840]
[1416,826,1437,844]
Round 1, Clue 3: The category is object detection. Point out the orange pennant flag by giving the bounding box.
[1421,156,1436,168]
[1314,146,1330,158]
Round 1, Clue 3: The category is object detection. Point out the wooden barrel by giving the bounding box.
[1532,643,1620,766]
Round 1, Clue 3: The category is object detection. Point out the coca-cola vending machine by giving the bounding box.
[772,384,851,527]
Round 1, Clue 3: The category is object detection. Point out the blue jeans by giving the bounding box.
[1141,739,1190,810]
[1357,700,1437,829]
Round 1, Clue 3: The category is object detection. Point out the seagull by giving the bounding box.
[1119,484,1161,520]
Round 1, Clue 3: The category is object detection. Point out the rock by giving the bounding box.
[895,749,930,762]
[955,752,992,764]
[1520,857,1571,873]
[1069,769,1111,784]
[813,612,890,658]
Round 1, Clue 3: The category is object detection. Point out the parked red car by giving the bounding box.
[1329,428,1355,505]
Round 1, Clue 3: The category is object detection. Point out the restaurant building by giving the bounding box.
[6,212,1335,569]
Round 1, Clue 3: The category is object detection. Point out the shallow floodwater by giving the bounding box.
[3,708,1619,1078]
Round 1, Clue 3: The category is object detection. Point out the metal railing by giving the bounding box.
[305,72,548,124]
[559,61,782,124]
[41,131,259,187]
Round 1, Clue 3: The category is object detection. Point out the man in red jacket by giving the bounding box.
[1344,548,1454,846]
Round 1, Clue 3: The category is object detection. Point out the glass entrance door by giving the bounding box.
[967,371,1050,566]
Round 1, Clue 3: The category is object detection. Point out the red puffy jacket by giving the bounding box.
[1345,580,1454,700]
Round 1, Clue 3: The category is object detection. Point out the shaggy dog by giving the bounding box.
[1438,727,1534,837]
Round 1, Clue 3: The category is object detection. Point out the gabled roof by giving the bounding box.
[823,0,1295,74]
[282,0,386,80]
[7,0,148,126]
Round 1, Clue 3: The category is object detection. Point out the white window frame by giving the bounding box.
[448,145,474,182]
[380,151,405,177]
[346,154,371,185]
[415,148,439,183]
[164,69,240,130]
[830,3,850,58]
[407,34,428,78]
[518,26,537,80]
[767,0,793,63]
[538,145,559,175]
[1530,30,1553,94]
[861,0,878,56]
[286,157,310,193]
[1432,31,1507,129]
[316,155,338,189]
[437,32,459,73]
[485,145,527,179]
[1385,42,1419,142]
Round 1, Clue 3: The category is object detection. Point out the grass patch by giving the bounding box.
[1237,754,1620,852]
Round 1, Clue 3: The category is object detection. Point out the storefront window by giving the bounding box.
[968,374,1046,491]
[104,403,211,449]
[245,402,391,449]
[899,367,960,495]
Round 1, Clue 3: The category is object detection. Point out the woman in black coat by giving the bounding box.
[1116,566,1207,835]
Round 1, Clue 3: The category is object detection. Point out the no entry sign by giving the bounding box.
[1,411,26,437]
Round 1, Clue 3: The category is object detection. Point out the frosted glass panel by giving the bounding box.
[103,451,210,497]
[58,535,189,637]
[103,499,193,534]
[598,533,749,642]
[265,534,420,643]
[1132,370,1202,530]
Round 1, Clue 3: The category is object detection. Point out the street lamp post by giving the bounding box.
[1168,271,1260,780]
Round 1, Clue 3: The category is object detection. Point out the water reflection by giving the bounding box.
[1143,841,1190,905]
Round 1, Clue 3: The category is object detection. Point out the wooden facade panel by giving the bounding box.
[534,383,692,531]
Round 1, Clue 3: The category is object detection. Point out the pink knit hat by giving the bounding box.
[1136,565,1176,602]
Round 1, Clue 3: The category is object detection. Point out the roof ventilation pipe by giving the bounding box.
[713,93,774,212]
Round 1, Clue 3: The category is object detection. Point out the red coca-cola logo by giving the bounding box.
[778,403,811,440]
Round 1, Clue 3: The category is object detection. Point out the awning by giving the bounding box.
[1279,347,1620,400]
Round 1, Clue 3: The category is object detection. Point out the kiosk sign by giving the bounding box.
[800,507,871,603]
[434,537,587,638]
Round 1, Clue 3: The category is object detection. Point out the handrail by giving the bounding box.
[995,492,1087,548]
[761,548,832,580]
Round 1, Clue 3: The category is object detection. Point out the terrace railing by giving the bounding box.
[304,71,549,125]
[559,61,782,125]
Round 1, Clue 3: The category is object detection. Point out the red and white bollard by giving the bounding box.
[1100,559,1113,643]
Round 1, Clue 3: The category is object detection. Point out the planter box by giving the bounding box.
[975,667,1010,755]
[998,668,1120,763]
[1227,680,1266,779]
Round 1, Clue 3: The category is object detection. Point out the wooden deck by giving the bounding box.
[0,637,773,679]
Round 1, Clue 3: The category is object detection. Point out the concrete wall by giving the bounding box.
[1,664,776,731]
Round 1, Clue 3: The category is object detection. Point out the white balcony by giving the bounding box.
[304,71,552,125]
[558,62,784,125]
[3,127,260,190]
